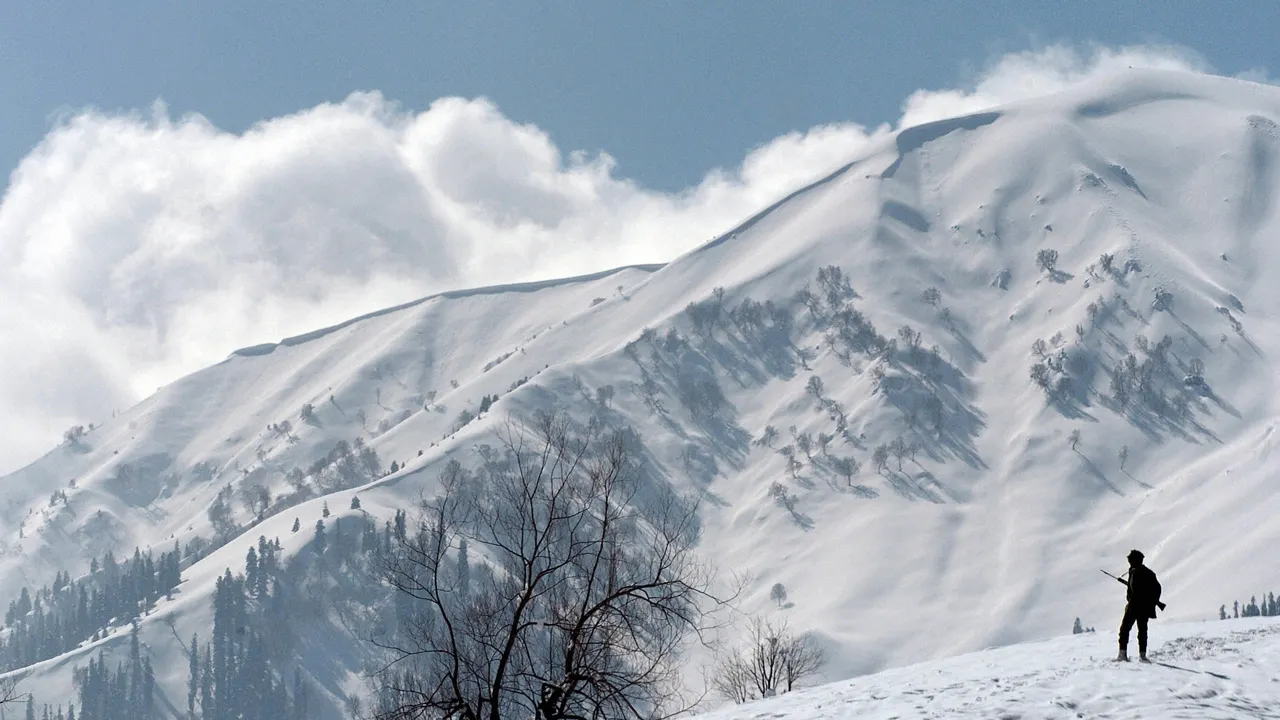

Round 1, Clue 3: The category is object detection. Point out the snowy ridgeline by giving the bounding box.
[696,618,1280,720]
[2,68,1280,716]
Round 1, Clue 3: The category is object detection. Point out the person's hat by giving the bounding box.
[1127,549,1144,562]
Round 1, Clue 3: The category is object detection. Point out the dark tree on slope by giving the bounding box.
[770,583,788,608]
[872,445,890,474]
[921,286,941,308]
[1036,248,1059,273]
[830,456,859,487]
[373,411,727,720]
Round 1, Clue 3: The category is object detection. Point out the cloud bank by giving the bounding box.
[0,44,1225,472]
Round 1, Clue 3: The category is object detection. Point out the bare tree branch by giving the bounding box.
[372,410,732,720]
[711,616,827,703]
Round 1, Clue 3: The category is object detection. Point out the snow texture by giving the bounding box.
[696,618,1280,720]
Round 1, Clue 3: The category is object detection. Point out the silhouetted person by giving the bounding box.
[1116,549,1162,662]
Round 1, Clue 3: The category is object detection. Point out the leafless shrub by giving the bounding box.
[712,616,826,703]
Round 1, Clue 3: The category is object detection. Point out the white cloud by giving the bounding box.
[0,43,1233,473]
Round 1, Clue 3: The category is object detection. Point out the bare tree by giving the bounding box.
[0,676,21,708]
[595,384,616,408]
[712,616,826,703]
[897,325,921,353]
[920,286,941,308]
[1036,248,1059,274]
[888,437,910,471]
[239,483,272,522]
[816,433,834,456]
[872,445,890,474]
[63,424,87,445]
[374,411,728,720]
[1029,362,1050,389]
[829,456,859,487]
[770,583,787,608]
[794,433,813,461]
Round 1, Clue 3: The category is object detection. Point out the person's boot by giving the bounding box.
[1115,647,1129,662]
[1139,648,1150,663]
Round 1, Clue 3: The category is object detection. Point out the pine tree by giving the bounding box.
[142,657,155,720]
[129,621,143,715]
[1073,617,1084,634]
[245,547,260,598]
[200,645,214,720]
[322,501,330,518]
[188,635,199,719]
[26,695,35,720]
[350,495,361,510]
[1220,605,1227,620]
[315,520,327,553]
[292,517,300,533]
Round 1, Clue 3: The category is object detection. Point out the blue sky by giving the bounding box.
[1,2,1278,472]
[3,1,1278,191]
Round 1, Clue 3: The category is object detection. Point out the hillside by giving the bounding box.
[695,617,1280,720]
[3,68,1280,716]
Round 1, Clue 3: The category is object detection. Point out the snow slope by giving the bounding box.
[696,617,1280,720]
[4,68,1280,715]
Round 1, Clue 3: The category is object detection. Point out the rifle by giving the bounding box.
[1102,569,1167,611]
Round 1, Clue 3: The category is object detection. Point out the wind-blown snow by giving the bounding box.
[3,68,1280,716]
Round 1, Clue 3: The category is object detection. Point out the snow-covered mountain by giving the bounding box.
[4,67,1280,716]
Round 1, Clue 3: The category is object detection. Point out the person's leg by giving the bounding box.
[1117,605,1135,659]
[1137,614,1149,660]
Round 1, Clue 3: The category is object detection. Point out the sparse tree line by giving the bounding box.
[663,266,964,516]
[627,322,733,422]
[198,436,383,555]
[1220,591,1278,619]
[1021,245,1239,436]
[1026,286,1211,430]
[1,546,182,672]
[773,270,960,503]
